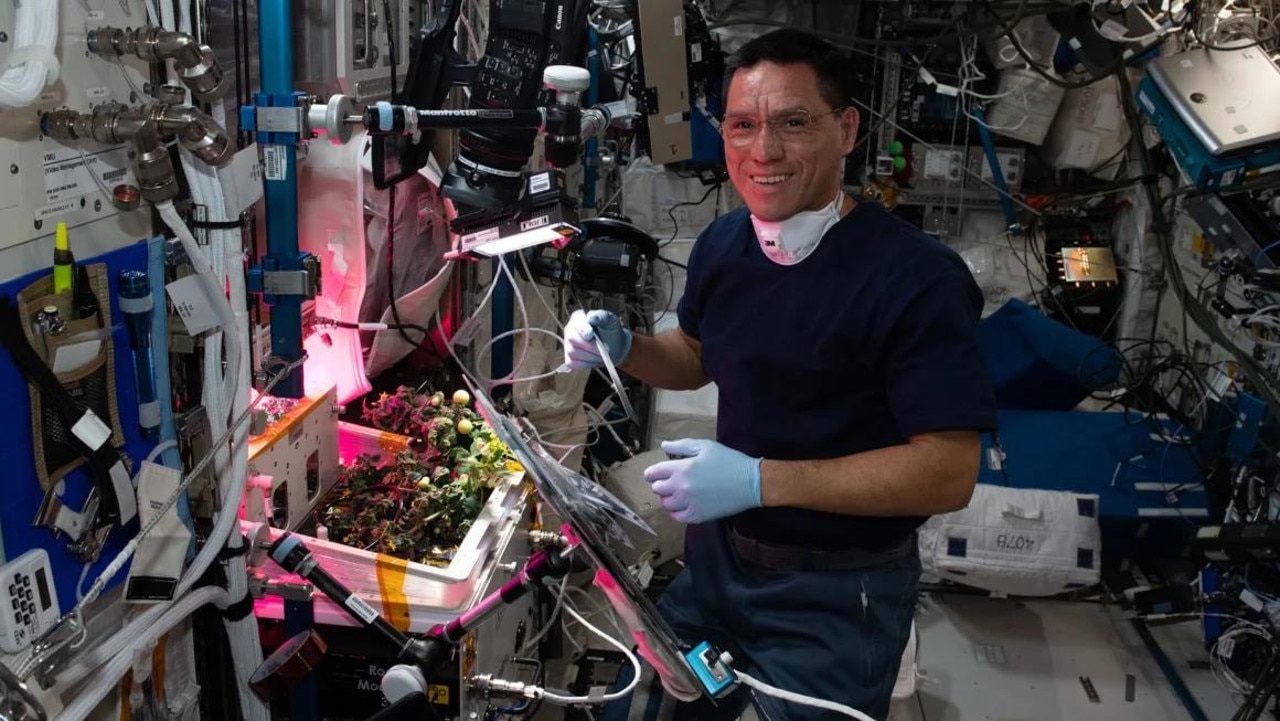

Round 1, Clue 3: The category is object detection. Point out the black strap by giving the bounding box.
[219,592,254,622]
[0,295,127,526]
[188,219,244,230]
[218,535,251,560]
[727,524,916,573]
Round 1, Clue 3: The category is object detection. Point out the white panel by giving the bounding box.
[0,1,157,281]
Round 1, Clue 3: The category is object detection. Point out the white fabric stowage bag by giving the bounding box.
[918,484,1102,596]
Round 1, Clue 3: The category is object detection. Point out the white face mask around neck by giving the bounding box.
[750,192,844,266]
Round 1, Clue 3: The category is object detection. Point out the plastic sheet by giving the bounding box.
[298,132,372,404]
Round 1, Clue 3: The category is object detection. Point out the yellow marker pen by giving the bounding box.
[53,222,73,294]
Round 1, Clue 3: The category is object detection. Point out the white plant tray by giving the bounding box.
[247,471,527,632]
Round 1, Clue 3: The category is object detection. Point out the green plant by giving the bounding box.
[321,385,513,563]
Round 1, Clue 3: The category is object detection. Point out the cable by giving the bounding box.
[58,586,227,721]
[736,671,877,721]
[61,354,304,627]
[663,183,720,245]
[519,576,570,655]
[980,0,1130,90]
[0,2,60,109]
[1115,65,1280,412]
[538,604,641,704]
[1254,239,1280,267]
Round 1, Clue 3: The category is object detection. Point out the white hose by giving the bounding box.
[155,200,240,402]
[58,586,227,721]
[735,671,878,721]
[58,163,259,705]
[0,1,60,109]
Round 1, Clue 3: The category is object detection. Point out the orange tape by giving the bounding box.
[153,632,168,704]
[375,553,412,632]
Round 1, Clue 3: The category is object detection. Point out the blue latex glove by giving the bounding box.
[643,439,763,524]
[563,309,632,369]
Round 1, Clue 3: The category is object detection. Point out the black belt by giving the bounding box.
[727,524,916,572]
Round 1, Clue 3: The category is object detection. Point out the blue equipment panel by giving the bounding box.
[0,241,155,613]
[982,410,1210,562]
[1136,75,1280,191]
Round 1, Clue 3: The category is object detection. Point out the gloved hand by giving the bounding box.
[643,439,763,524]
[563,309,632,370]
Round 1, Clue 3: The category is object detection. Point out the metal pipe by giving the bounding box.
[87,25,228,102]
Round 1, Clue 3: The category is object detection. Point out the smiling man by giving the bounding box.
[567,28,997,720]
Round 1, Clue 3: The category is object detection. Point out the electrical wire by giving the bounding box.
[736,672,877,720]
[537,604,640,705]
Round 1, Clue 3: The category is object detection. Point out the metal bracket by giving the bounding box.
[33,486,109,562]
[248,254,322,300]
[0,660,48,719]
[255,106,307,134]
[28,610,87,692]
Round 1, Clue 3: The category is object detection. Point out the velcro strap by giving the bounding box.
[218,535,251,560]
[218,592,254,622]
[0,295,130,526]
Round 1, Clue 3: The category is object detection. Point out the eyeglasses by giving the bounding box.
[720,107,847,147]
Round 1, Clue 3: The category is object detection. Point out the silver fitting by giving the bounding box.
[87,26,228,102]
[41,101,235,202]
[468,675,539,699]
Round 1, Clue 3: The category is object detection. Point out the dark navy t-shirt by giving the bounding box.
[677,200,998,551]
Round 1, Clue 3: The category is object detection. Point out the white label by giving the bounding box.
[635,562,654,589]
[924,150,962,180]
[663,112,685,126]
[1223,168,1241,186]
[1219,636,1236,659]
[71,410,113,450]
[42,146,135,204]
[1093,95,1122,133]
[166,275,222,335]
[461,227,501,248]
[673,15,683,36]
[138,401,161,429]
[87,87,110,100]
[690,42,703,64]
[36,199,78,220]
[345,594,380,625]
[1138,91,1156,114]
[86,10,105,20]
[983,527,1050,555]
[986,447,1004,470]
[221,144,264,217]
[1241,588,1265,612]
[1063,129,1102,169]
[529,172,552,194]
[263,145,287,181]
[53,340,102,374]
[520,215,549,232]
[980,154,1016,182]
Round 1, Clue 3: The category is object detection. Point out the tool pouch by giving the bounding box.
[15,264,125,490]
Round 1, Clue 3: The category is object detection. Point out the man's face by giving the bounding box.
[723,62,858,222]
